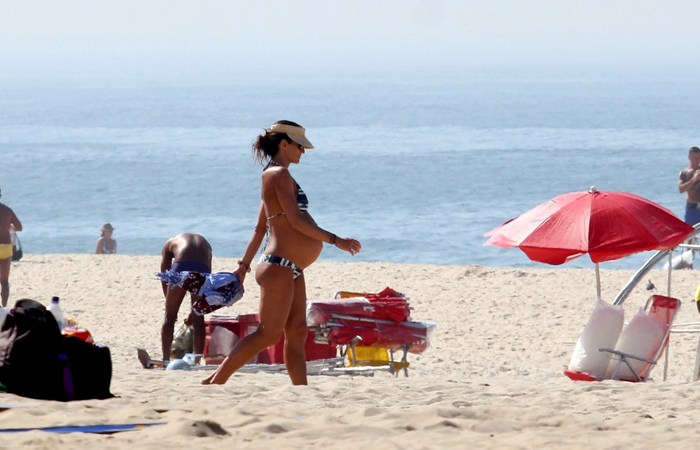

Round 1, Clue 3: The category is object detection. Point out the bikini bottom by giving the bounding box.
[259,254,303,279]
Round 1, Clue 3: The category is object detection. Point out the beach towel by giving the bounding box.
[156,270,244,315]
[306,298,411,325]
[0,423,165,434]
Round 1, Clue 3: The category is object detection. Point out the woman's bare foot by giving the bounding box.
[201,374,214,385]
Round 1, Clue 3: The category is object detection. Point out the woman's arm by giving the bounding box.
[236,202,268,280]
[269,169,361,255]
[95,238,104,254]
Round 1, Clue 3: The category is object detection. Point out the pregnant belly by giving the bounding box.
[266,230,323,269]
[291,234,323,268]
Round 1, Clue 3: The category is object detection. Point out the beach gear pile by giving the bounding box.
[156,270,244,315]
[0,299,113,401]
[306,287,437,355]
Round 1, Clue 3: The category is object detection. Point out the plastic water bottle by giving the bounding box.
[183,353,201,366]
[48,296,64,330]
[0,306,8,329]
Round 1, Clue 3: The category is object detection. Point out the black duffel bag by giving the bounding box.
[0,299,113,401]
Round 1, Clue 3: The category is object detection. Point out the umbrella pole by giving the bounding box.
[595,263,601,300]
[667,251,672,297]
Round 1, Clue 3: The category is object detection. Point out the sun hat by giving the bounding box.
[101,222,114,232]
[269,123,314,149]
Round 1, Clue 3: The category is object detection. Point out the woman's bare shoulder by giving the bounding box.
[262,166,292,184]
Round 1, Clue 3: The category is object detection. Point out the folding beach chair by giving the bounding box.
[334,290,410,375]
[344,342,410,376]
[564,295,681,382]
[307,288,436,376]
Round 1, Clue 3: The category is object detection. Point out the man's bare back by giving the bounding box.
[162,233,212,266]
[0,203,22,245]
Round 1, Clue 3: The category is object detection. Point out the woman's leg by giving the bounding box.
[202,263,294,385]
[283,274,308,385]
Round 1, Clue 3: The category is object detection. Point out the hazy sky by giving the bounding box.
[2,1,700,82]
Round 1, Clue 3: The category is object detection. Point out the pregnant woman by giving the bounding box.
[203,120,361,385]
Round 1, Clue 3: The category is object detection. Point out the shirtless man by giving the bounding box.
[160,233,213,362]
[0,189,23,307]
[678,147,700,226]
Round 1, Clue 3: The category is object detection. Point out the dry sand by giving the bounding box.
[3,254,700,449]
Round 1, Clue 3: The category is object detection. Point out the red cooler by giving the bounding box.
[204,313,336,365]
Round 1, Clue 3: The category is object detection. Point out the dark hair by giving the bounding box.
[690,146,700,155]
[252,120,302,164]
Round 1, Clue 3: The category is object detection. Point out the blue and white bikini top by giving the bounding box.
[265,160,308,221]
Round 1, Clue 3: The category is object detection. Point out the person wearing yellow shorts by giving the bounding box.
[0,189,23,307]
[0,244,11,260]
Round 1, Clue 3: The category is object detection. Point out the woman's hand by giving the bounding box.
[334,237,362,255]
[233,267,248,284]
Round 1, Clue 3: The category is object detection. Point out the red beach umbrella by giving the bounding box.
[484,187,693,298]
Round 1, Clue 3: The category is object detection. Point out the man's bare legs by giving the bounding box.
[283,274,308,385]
[0,258,11,307]
[202,264,294,385]
[189,305,206,364]
[161,285,187,361]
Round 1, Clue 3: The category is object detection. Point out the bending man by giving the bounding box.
[160,233,212,362]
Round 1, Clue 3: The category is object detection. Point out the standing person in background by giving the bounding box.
[202,120,361,386]
[0,189,23,307]
[678,146,700,226]
[95,223,117,254]
[160,233,213,363]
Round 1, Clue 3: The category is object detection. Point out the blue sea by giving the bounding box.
[2,71,700,269]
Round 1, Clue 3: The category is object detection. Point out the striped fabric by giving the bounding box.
[259,254,303,279]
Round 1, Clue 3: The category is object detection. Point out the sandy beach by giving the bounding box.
[3,254,700,449]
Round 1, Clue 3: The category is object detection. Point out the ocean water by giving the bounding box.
[2,74,700,269]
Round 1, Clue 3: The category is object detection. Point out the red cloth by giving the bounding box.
[365,287,405,300]
[307,298,410,325]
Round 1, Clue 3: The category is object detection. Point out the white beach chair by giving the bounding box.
[565,295,681,382]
